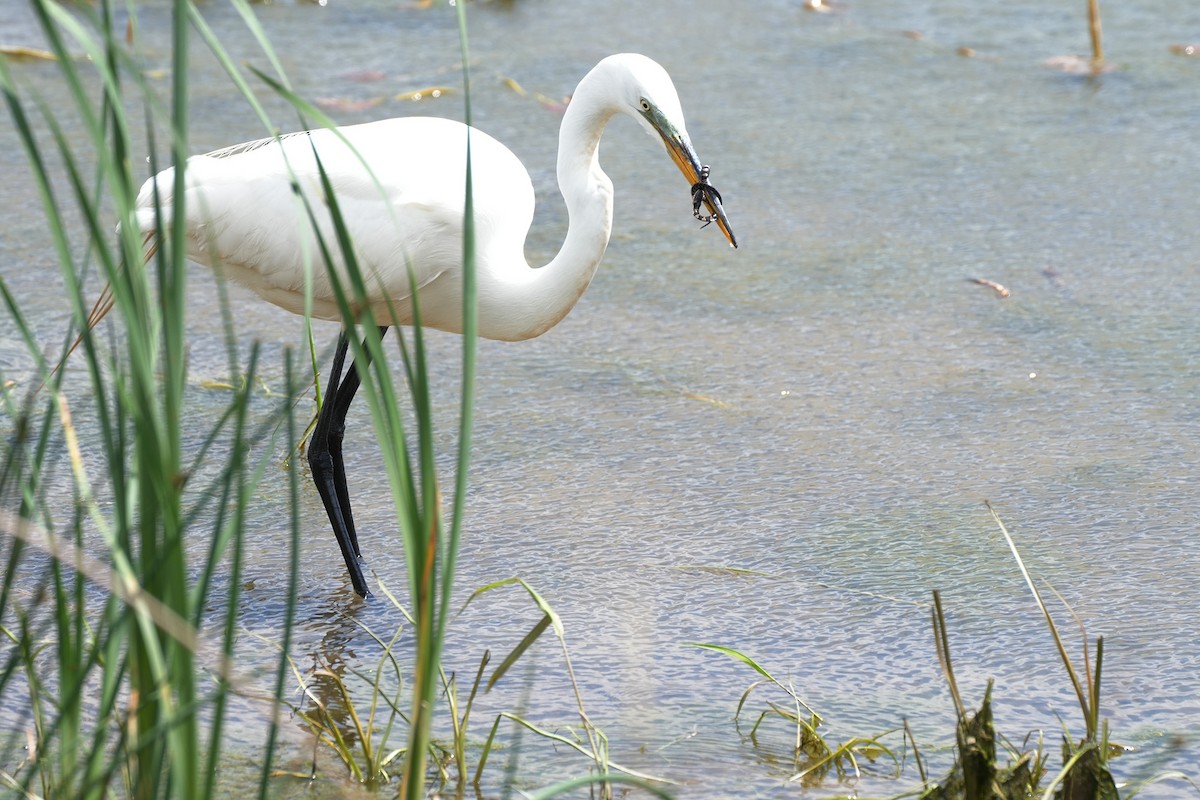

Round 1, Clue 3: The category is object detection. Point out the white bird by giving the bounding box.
[132,53,736,596]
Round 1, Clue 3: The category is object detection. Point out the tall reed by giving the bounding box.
[2,0,482,797]
[0,2,300,797]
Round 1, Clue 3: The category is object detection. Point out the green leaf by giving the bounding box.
[684,642,777,683]
[486,614,551,692]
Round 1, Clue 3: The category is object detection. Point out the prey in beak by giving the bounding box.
[665,132,737,248]
[643,103,738,248]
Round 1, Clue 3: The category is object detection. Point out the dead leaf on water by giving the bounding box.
[314,96,385,112]
[0,45,58,61]
[684,392,734,410]
[502,76,569,112]
[1169,43,1200,57]
[200,380,235,390]
[1043,54,1116,75]
[394,86,452,102]
[969,277,1011,299]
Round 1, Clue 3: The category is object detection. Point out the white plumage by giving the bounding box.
[132,53,735,596]
[136,54,735,344]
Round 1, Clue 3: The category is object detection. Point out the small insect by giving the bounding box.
[691,164,725,230]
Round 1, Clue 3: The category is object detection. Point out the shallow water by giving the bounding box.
[2,0,1200,797]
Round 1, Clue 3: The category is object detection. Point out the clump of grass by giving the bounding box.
[918,590,1048,800]
[687,642,899,787]
[913,506,1199,800]
[457,577,668,798]
[237,576,663,798]
[988,505,1119,800]
[270,623,409,787]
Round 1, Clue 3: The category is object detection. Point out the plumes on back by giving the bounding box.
[136,117,534,333]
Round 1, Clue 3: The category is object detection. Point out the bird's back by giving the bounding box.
[136,116,536,328]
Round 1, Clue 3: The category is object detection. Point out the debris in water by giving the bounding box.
[969,277,1011,299]
[340,69,388,83]
[1043,54,1116,75]
[0,45,57,61]
[394,86,452,102]
[502,77,569,112]
[314,96,385,112]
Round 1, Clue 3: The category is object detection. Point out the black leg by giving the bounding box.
[327,326,389,559]
[308,326,389,597]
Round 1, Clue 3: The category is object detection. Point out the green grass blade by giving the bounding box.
[987,503,1091,729]
[684,642,779,684]
[487,615,552,693]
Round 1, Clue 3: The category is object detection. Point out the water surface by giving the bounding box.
[2,1,1199,797]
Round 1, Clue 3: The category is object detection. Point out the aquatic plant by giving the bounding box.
[912,508,1200,800]
[0,3,300,797]
[687,642,899,787]
[0,0,482,796]
[988,505,1118,800]
[919,590,1049,800]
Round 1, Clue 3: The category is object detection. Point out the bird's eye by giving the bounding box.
[639,98,651,112]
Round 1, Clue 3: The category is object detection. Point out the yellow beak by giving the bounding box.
[660,128,738,249]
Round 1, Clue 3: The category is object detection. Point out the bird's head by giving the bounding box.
[601,53,737,248]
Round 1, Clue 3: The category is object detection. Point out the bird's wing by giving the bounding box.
[136,117,534,328]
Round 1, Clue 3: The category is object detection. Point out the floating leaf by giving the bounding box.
[501,75,568,112]
[394,86,452,102]
[684,392,733,409]
[314,96,385,112]
[969,277,1010,299]
[0,45,58,61]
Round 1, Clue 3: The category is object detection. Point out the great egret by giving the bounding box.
[134,53,736,596]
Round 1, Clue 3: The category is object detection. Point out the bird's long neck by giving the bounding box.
[484,75,617,341]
